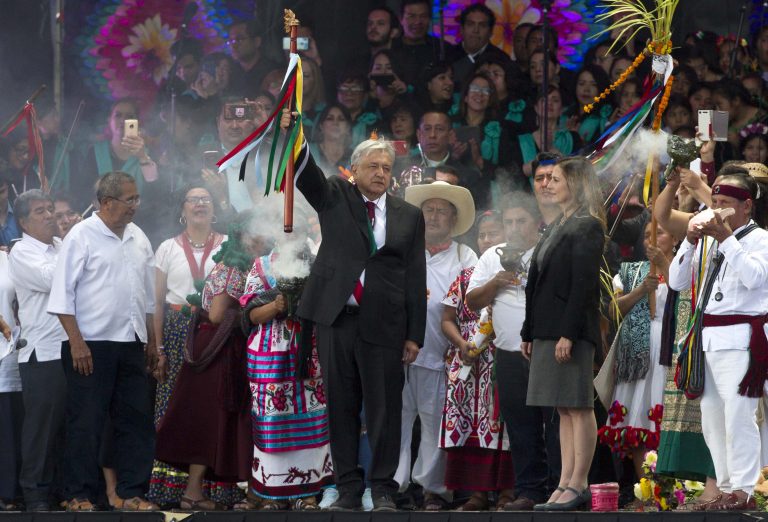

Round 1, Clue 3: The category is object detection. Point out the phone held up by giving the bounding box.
[283,37,309,51]
[697,110,728,142]
[124,119,139,138]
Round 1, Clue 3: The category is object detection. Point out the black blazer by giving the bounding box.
[521,208,605,348]
[296,149,427,349]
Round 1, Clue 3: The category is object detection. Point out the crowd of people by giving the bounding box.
[0,0,767,514]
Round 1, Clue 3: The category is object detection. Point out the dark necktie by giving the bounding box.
[365,201,376,227]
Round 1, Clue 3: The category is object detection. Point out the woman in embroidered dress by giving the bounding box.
[598,222,675,480]
[148,185,236,508]
[240,223,333,510]
[439,210,515,511]
[155,212,266,510]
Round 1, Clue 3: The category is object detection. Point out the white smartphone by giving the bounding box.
[697,110,728,142]
[124,119,139,138]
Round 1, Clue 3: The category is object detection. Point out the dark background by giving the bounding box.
[0,0,759,130]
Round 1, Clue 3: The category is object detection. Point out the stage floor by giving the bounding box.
[1,511,768,522]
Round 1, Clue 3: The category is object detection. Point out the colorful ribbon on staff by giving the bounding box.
[216,53,304,195]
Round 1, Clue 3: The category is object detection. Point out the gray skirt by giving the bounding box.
[526,338,595,409]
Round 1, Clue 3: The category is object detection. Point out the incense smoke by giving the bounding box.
[601,128,671,183]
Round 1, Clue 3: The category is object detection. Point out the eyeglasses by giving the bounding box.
[185,196,213,205]
[469,85,492,96]
[338,86,365,93]
[111,195,141,207]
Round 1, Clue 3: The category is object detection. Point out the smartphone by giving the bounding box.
[453,125,482,145]
[392,140,408,156]
[283,37,309,51]
[371,74,395,87]
[224,103,255,120]
[697,110,728,142]
[124,119,139,138]
[202,151,220,171]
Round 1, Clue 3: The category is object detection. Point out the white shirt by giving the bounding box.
[668,221,768,351]
[0,252,19,392]
[414,241,477,371]
[155,235,226,306]
[467,243,533,352]
[347,194,387,306]
[9,234,66,363]
[222,143,258,212]
[48,214,156,343]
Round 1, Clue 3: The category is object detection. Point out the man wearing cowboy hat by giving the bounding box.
[394,180,477,510]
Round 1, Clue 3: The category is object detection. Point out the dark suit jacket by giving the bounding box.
[296,149,427,349]
[521,208,605,348]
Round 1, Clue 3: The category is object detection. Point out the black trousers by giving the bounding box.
[316,312,404,497]
[0,391,23,500]
[61,340,154,502]
[18,354,66,504]
[495,349,561,502]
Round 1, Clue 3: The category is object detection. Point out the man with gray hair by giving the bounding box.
[283,110,426,512]
[9,190,66,511]
[47,172,158,512]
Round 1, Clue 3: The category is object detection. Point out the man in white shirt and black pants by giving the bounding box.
[9,190,67,512]
[669,169,768,511]
[466,193,560,510]
[48,172,159,512]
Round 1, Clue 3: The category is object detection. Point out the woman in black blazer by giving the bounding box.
[520,157,606,511]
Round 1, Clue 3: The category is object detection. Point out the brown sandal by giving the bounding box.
[66,498,97,512]
[261,499,290,510]
[456,494,488,511]
[495,494,516,511]
[121,497,159,511]
[292,496,320,510]
[180,496,225,511]
[233,498,261,510]
[423,493,449,511]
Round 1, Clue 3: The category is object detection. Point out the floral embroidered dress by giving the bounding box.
[439,267,507,451]
[599,261,668,455]
[240,254,333,499]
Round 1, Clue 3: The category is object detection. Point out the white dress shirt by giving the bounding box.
[414,241,477,371]
[47,214,156,343]
[467,243,533,352]
[347,194,387,306]
[0,252,18,392]
[9,234,66,363]
[668,221,768,351]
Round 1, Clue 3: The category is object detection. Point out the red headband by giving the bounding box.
[712,183,751,201]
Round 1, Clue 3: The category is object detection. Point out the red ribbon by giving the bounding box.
[2,102,47,192]
[216,75,296,169]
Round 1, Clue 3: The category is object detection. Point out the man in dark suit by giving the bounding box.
[286,111,427,511]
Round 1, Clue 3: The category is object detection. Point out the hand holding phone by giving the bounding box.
[124,119,139,138]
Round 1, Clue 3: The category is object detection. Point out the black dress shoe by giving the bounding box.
[328,494,362,511]
[26,501,50,512]
[538,487,590,511]
[372,493,397,512]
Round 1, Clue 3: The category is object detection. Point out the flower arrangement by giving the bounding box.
[632,450,704,510]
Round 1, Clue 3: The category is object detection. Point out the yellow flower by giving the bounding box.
[636,478,652,500]
[659,497,668,510]
[684,480,705,492]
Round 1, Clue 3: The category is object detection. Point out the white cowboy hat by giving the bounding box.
[405,181,476,237]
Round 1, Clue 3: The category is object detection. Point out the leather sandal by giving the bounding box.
[423,493,448,511]
[120,497,159,511]
[180,496,225,511]
[495,494,516,511]
[66,498,97,512]
[692,494,722,511]
[292,496,320,511]
[233,498,261,510]
[456,494,488,511]
[261,499,290,510]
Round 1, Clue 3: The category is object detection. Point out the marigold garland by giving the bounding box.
[583,49,648,114]
[651,74,675,130]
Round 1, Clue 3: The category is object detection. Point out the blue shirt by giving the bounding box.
[0,207,20,247]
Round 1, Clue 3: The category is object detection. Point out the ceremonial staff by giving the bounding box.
[283,10,299,233]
